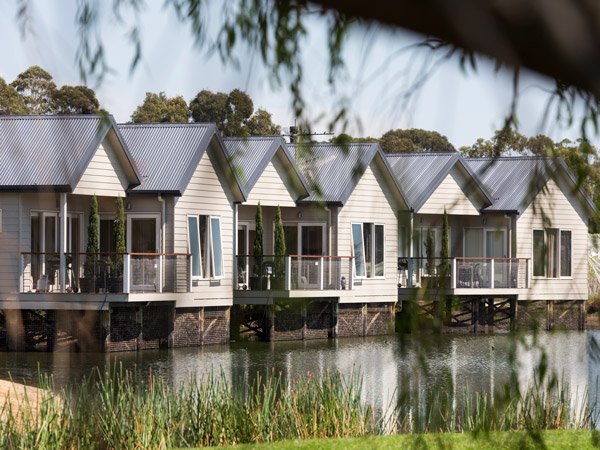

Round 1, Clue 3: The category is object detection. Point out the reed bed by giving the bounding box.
[0,366,595,449]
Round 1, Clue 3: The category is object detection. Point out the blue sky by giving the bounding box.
[0,1,595,148]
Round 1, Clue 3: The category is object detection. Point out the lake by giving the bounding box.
[1,330,598,412]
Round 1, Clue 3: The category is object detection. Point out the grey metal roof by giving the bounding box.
[385,152,492,211]
[119,123,217,195]
[464,156,599,216]
[289,142,408,206]
[0,115,139,192]
[223,136,310,198]
[465,157,549,213]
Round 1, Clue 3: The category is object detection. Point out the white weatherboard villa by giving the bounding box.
[0,115,596,351]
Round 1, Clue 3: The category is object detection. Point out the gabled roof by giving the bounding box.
[223,136,310,199]
[386,152,493,211]
[119,123,245,198]
[0,115,140,192]
[289,142,409,207]
[465,156,600,216]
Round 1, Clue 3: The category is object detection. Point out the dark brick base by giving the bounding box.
[203,307,230,344]
[337,302,395,337]
[173,307,202,347]
[337,304,365,337]
[272,303,303,341]
[306,301,333,339]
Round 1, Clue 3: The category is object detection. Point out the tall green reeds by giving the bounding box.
[0,367,594,449]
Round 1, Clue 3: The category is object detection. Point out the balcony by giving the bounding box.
[398,257,530,294]
[235,255,353,300]
[21,252,192,294]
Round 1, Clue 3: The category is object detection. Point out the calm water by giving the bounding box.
[1,331,598,410]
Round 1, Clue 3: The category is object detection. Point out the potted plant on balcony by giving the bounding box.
[250,202,263,290]
[80,195,99,293]
[272,205,287,290]
[108,196,126,293]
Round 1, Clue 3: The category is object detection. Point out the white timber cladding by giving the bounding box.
[337,162,398,303]
[172,146,234,303]
[0,195,19,294]
[418,168,481,215]
[72,138,130,197]
[516,177,589,301]
[245,157,297,207]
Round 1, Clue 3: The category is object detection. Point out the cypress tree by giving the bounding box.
[113,196,126,275]
[84,195,99,280]
[253,202,264,276]
[441,209,449,275]
[425,228,435,276]
[273,205,286,281]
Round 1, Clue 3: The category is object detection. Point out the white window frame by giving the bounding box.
[187,214,224,281]
[126,213,161,253]
[532,228,572,280]
[351,223,367,279]
[363,223,385,279]
[187,215,203,280]
[210,216,224,280]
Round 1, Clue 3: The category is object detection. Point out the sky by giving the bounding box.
[0,1,596,148]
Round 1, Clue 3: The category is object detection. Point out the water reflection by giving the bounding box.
[0,331,596,413]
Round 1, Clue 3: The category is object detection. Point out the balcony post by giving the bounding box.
[319,257,324,290]
[490,259,495,289]
[59,193,67,293]
[123,254,130,294]
[158,255,163,293]
[189,256,193,292]
[407,258,413,288]
[285,256,291,290]
[451,258,457,289]
[526,259,530,288]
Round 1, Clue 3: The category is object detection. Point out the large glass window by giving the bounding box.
[352,223,366,278]
[356,223,384,278]
[533,229,571,278]
[211,217,224,278]
[375,224,384,277]
[188,215,222,279]
[560,230,572,277]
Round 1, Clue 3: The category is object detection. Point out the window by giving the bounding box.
[210,217,224,278]
[351,223,366,278]
[533,229,572,278]
[100,219,115,253]
[188,215,221,279]
[354,223,384,278]
[560,230,572,277]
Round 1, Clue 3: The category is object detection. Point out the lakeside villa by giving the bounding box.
[0,115,597,351]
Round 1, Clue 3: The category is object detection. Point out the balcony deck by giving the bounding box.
[233,255,354,304]
[398,256,531,300]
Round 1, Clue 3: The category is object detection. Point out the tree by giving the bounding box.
[380,129,456,153]
[131,92,189,123]
[52,85,100,114]
[246,109,281,136]
[189,90,229,128]
[189,88,261,136]
[329,133,379,144]
[112,196,126,277]
[10,65,56,114]
[84,195,99,285]
[425,228,435,277]
[253,202,264,278]
[0,77,29,114]
[273,205,286,286]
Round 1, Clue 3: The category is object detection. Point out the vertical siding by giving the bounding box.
[516,178,589,300]
[418,170,480,215]
[0,195,20,294]
[338,163,398,303]
[173,147,234,302]
[245,158,297,207]
[72,138,129,197]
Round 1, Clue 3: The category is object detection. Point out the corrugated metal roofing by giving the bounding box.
[385,152,458,210]
[119,123,213,194]
[0,115,125,191]
[465,157,553,213]
[223,136,309,196]
[289,142,386,204]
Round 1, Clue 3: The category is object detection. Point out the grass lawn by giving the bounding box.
[210,430,600,449]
